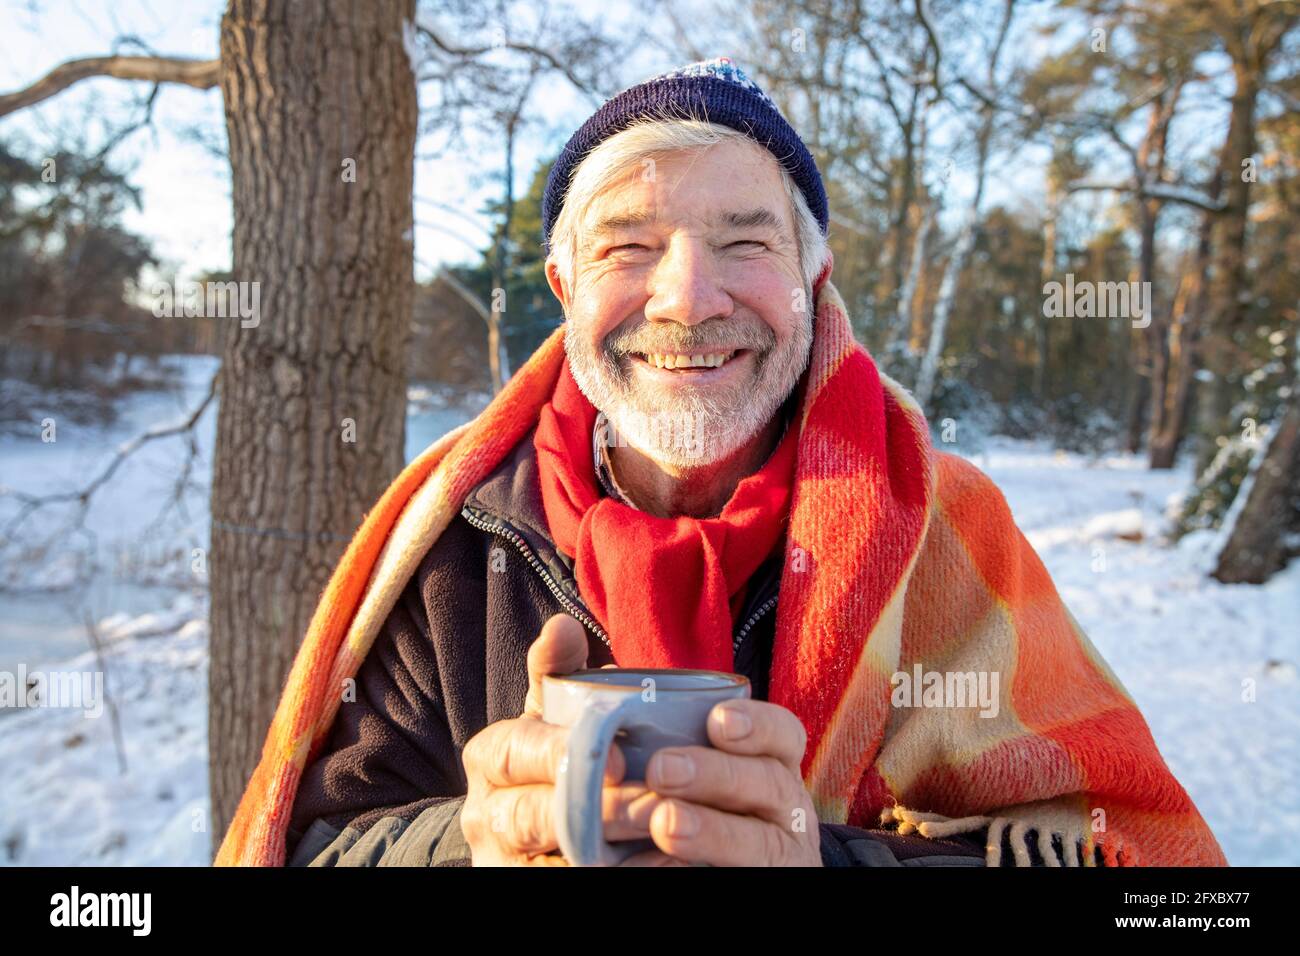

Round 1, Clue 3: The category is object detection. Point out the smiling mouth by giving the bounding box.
[630,349,746,371]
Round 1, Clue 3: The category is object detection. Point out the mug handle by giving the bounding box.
[554,693,644,867]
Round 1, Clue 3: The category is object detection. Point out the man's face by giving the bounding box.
[548,138,813,467]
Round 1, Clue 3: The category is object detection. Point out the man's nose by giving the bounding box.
[643,237,733,327]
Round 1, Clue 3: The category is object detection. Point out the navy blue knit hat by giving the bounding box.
[541,57,828,254]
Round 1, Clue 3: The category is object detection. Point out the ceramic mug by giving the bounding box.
[542,667,751,866]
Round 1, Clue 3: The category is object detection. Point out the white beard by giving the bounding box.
[564,306,813,469]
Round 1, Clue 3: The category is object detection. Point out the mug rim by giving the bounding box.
[544,668,749,691]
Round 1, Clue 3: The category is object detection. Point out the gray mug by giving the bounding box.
[542,667,751,867]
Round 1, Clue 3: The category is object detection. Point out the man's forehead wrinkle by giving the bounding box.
[580,145,794,242]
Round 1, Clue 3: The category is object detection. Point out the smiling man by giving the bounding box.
[217,58,1226,868]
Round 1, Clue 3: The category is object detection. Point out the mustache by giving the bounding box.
[603,317,776,357]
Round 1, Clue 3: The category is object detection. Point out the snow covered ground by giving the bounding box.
[0,379,1296,865]
[970,440,1299,867]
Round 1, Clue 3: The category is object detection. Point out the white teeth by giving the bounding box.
[643,351,736,370]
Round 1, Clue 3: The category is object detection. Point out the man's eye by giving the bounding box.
[609,243,647,253]
[728,240,766,250]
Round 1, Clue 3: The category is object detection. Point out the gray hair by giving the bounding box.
[547,117,829,303]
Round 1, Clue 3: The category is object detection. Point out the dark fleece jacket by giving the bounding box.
[282,425,999,867]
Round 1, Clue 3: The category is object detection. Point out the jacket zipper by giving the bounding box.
[460,508,612,650]
[733,594,778,655]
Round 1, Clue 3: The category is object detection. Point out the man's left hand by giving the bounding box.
[640,699,823,866]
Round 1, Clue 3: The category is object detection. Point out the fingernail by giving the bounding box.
[716,705,752,740]
[654,752,695,787]
[667,801,698,838]
[626,791,661,827]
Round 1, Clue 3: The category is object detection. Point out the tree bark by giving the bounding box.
[877,80,921,320]
[1133,83,1179,455]
[1035,168,1059,403]
[1125,325,1150,454]
[1149,150,1223,469]
[1213,321,1300,583]
[1199,61,1259,465]
[1212,396,1300,584]
[208,0,417,850]
[892,198,932,351]
[1148,267,1199,468]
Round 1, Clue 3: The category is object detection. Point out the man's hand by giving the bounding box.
[459,613,681,866]
[641,698,824,866]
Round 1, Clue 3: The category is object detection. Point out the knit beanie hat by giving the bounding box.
[541,56,828,254]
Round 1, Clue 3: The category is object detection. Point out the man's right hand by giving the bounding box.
[459,613,684,866]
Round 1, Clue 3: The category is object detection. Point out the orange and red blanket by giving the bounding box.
[216,277,1226,867]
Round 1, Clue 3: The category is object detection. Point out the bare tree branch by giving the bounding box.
[1067,180,1227,212]
[414,23,602,103]
[434,265,493,328]
[831,210,876,237]
[0,55,219,118]
[913,0,943,91]
[0,372,219,546]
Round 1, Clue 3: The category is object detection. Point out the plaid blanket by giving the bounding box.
[216,278,1226,867]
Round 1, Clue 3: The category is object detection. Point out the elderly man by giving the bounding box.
[217,58,1225,868]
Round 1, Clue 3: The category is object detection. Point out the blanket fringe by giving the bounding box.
[880,805,1137,867]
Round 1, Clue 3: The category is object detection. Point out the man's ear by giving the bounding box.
[812,249,834,298]
[544,258,569,318]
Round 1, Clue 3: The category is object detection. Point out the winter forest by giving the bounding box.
[0,0,1296,868]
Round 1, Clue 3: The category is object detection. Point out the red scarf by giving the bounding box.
[534,362,799,670]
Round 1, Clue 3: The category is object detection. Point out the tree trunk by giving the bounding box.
[487,316,505,394]
[208,0,417,851]
[488,104,523,394]
[913,0,1013,408]
[1148,276,1197,468]
[915,209,976,408]
[891,199,932,351]
[1132,82,1179,457]
[1199,62,1258,468]
[1213,323,1300,583]
[1135,206,1163,454]
[1150,164,1222,469]
[1212,395,1300,584]
[1035,169,1059,403]
[1125,337,1150,454]
[880,84,919,318]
